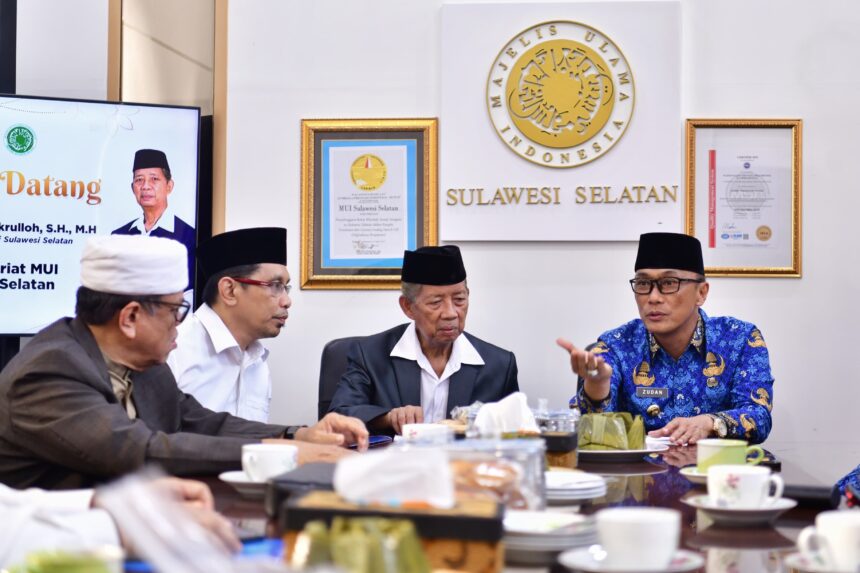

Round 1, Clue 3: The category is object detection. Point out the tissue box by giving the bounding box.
[280,490,504,573]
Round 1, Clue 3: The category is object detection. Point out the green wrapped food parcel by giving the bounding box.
[578,413,645,450]
[292,517,431,573]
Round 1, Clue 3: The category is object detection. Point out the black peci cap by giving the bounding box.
[635,232,705,275]
[197,227,287,279]
[132,149,170,172]
[401,245,467,285]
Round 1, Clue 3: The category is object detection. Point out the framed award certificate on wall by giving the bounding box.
[300,118,438,289]
[685,119,802,277]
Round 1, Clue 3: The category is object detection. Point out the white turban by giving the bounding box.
[80,235,188,295]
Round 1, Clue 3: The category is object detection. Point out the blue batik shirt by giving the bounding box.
[570,310,774,444]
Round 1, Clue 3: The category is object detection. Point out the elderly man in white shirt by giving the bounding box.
[328,245,520,434]
[168,227,290,422]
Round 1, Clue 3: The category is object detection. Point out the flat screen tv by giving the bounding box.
[0,95,200,335]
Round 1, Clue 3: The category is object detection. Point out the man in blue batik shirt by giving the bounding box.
[557,232,774,445]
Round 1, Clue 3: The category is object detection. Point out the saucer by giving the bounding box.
[558,546,704,572]
[682,494,797,527]
[546,470,608,502]
[679,466,706,485]
[504,510,590,535]
[782,552,848,573]
[219,470,266,499]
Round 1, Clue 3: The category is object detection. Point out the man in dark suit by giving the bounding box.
[0,235,367,490]
[111,149,196,288]
[328,245,519,434]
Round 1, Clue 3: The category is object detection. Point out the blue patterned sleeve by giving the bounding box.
[836,464,860,495]
[570,339,620,413]
[718,325,774,444]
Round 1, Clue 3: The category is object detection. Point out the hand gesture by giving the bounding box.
[555,338,613,382]
[648,414,713,445]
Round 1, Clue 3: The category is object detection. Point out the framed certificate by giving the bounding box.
[300,118,438,289]
[685,119,802,277]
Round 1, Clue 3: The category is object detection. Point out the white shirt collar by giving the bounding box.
[390,322,484,373]
[130,204,176,235]
[195,303,268,361]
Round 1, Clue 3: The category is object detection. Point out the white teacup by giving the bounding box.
[402,423,452,444]
[797,510,860,572]
[595,507,680,570]
[241,443,298,482]
[707,464,784,509]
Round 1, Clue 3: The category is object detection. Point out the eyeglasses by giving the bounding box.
[231,277,292,297]
[629,277,705,295]
[147,300,191,322]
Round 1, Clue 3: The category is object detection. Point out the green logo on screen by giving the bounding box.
[6,125,35,154]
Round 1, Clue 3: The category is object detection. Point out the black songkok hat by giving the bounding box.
[197,227,287,279]
[635,232,705,276]
[401,245,467,285]
[133,149,170,172]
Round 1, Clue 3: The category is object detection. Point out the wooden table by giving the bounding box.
[206,442,848,572]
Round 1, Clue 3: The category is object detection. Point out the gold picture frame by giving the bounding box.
[301,118,438,289]
[685,119,802,277]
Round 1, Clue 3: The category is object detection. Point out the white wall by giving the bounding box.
[122,0,215,113]
[16,0,108,99]
[226,0,859,483]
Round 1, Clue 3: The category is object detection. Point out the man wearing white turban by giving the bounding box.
[0,235,367,490]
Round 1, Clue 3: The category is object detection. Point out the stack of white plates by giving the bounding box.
[545,470,607,503]
[503,510,598,565]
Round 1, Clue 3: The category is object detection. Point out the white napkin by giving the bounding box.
[473,392,540,435]
[333,447,455,509]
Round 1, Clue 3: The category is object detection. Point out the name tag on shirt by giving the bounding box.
[636,387,668,399]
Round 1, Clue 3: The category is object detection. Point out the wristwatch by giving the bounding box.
[708,414,728,438]
[283,425,305,440]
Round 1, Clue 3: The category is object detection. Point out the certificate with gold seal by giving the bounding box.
[686,119,802,277]
[301,119,438,289]
[324,144,414,264]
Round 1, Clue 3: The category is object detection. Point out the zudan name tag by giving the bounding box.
[636,387,668,398]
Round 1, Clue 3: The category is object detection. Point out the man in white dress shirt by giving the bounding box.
[328,245,520,434]
[168,227,290,422]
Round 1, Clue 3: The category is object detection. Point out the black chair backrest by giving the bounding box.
[317,336,362,420]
